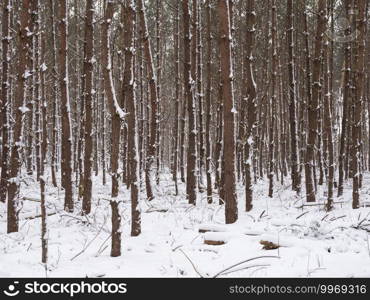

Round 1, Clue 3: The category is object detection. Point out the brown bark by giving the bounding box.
[110,200,121,257]
[323,32,334,211]
[123,1,141,237]
[172,1,180,196]
[82,0,94,215]
[48,0,58,188]
[352,0,366,209]
[205,0,213,203]
[245,0,257,211]
[58,0,74,212]
[183,0,197,205]
[218,0,237,224]
[138,0,158,202]
[7,0,32,233]
[40,30,48,264]
[0,0,10,203]
[268,0,277,198]
[304,0,327,203]
[286,0,300,192]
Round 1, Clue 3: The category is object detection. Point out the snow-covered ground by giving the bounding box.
[1,172,370,278]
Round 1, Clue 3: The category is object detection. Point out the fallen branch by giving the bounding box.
[260,240,280,250]
[296,211,309,220]
[204,240,225,246]
[295,201,346,209]
[24,211,57,220]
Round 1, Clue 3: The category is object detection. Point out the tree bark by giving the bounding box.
[218,0,237,224]
[123,0,141,237]
[352,0,366,209]
[245,0,257,211]
[82,0,94,214]
[7,0,32,233]
[0,0,11,203]
[138,0,159,202]
[183,0,197,205]
[305,0,327,203]
[286,0,300,192]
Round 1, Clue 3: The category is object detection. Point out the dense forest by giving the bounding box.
[0,0,370,277]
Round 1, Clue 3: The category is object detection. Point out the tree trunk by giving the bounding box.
[286,0,300,192]
[58,0,74,212]
[183,0,197,205]
[82,0,94,215]
[268,0,277,198]
[352,0,366,209]
[123,1,141,237]
[245,0,257,211]
[305,0,327,203]
[0,0,11,203]
[218,0,237,224]
[7,0,32,233]
[138,0,159,202]
[205,0,213,203]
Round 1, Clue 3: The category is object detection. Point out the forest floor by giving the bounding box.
[0,172,370,277]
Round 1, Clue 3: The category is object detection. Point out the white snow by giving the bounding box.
[0,171,369,278]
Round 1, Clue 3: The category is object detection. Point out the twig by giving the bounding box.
[70,219,106,261]
[212,256,279,278]
[177,249,204,278]
[296,211,309,220]
[219,264,270,276]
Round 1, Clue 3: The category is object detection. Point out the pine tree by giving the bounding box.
[218,0,237,224]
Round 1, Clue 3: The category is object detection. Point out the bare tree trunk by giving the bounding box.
[352,0,366,209]
[102,0,123,257]
[82,0,94,215]
[323,27,334,211]
[197,1,205,189]
[110,200,121,257]
[183,0,197,205]
[172,1,180,196]
[0,0,11,203]
[138,0,159,202]
[268,0,277,198]
[205,0,213,203]
[7,0,32,233]
[218,0,237,224]
[305,0,327,203]
[58,0,74,212]
[245,0,257,211]
[48,0,58,188]
[124,1,141,237]
[286,0,300,192]
[40,29,48,264]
